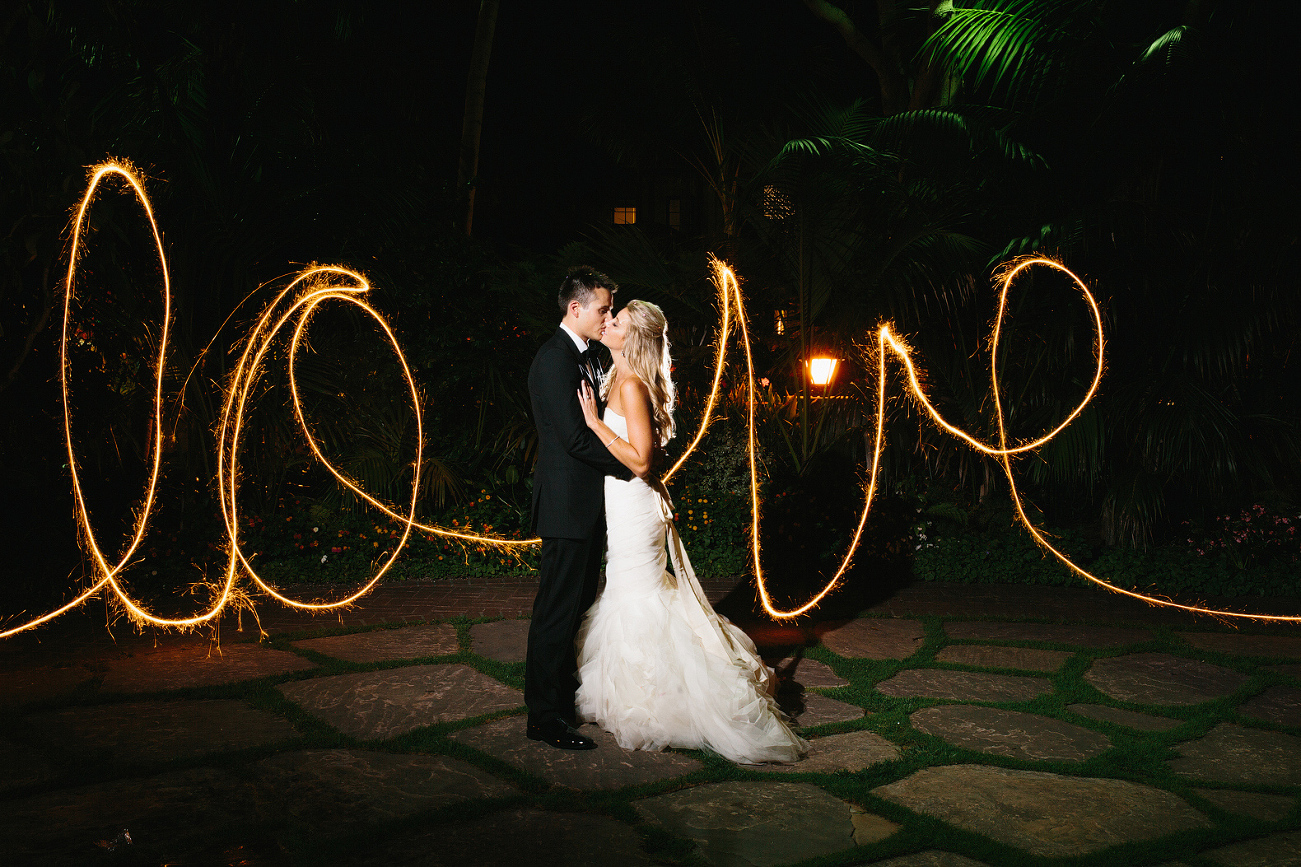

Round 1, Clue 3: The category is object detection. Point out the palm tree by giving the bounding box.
[912,0,1301,544]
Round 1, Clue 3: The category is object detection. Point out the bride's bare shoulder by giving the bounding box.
[619,375,651,403]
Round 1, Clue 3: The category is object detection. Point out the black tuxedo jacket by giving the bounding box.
[528,328,631,538]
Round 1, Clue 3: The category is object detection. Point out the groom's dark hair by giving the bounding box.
[558,266,617,313]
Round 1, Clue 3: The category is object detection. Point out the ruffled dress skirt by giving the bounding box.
[574,414,807,764]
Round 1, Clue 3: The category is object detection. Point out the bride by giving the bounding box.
[575,300,807,764]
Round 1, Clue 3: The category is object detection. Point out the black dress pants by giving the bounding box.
[525,533,604,727]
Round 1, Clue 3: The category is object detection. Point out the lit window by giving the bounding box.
[613,207,636,224]
[762,185,793,221]
[668,199,681,229]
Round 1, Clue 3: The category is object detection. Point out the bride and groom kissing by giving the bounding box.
[524,266,806,764]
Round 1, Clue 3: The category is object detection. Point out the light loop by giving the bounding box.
[3,164,1295,640]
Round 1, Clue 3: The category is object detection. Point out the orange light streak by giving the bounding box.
[0,162,525,640]
[662,257,735,483]
[737,255,1301,623]
[3,163,1294,639]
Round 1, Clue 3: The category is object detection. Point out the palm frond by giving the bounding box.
[870,107,1049,171]
[922,0,1094,105]
[1137,24,1194,67]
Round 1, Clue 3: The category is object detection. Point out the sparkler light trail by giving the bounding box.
[715,254,1300,623]
[0,162,525,640]
[2,162,1294,640]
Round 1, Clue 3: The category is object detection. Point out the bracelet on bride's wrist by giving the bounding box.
[604,433,619,447]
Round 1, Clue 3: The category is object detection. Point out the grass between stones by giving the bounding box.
[3,609,1299,866]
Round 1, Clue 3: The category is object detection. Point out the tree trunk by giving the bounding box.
[802,0,911,115]
[457,0,499,237]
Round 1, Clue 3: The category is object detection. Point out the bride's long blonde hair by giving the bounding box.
[602,300,676,445]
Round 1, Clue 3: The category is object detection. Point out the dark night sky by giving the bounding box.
[401,1,864,250]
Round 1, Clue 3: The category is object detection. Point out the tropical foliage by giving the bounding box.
[2,1,1296,602]
[580,0,1300,569]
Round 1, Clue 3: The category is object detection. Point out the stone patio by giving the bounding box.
[910,705,1112,762]
[1169,724,1301,786]
[277,663,523,740]
[875,668,1052,702]
[2,579,1298,866]
[874,765,1211,858]
[100,641,316,693]
[448,717,701,789]
[635,780,893,865]
[27,699,299,764]
[251,748,516,831]
[469,618,530,662]
[1239,685,1301,727]
[342,807,661,866]
[1066,702,1183,731]
[936,644,1073,671]
[820,617,926,659]
[292,622,458,662]
[756,729,899,774]
[944,621,1152,647]
[1084,652,1251,705]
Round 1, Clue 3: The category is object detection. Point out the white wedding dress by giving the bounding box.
[575,410,808,764]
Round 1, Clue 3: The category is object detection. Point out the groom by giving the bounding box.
[525,266,631,750]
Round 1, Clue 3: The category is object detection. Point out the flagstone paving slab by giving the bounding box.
[851,810,903,845]
[1169,723,1301,785]
[0,664,98,705]
[1084,653,1250,705]
[1181,632,1301,659]
[1238,685,1301,727]
[635,780,892,865]
[0,737,59,794]
[251,748,515,831]
[944,621,1152,647]
[1202,829,1301,866]
[449,716,700,789]
[278,663,522,740]
[936,644,1073,672]
[469,618,529,662]
[0,767,261,865]
[821,618,926,659]
[292,623,458,662]
[793,692,866,727]
[755,729,899,774]
[28,699,299,764]
[340,807,658,866]
[98,641,315,692]
[872,853,991,867]
[873,764,1210,858]
[776,657,848,689]
[911,705,1111,762]
[1193,788,1296,822]
[1067,703,1182,732]
[876,669,1051,702]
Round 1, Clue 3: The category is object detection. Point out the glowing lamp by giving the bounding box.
[807,356,838,386]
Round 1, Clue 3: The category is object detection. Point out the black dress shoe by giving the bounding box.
[526,719,597,750]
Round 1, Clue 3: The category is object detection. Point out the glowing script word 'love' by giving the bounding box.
[1,161,1295,640]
